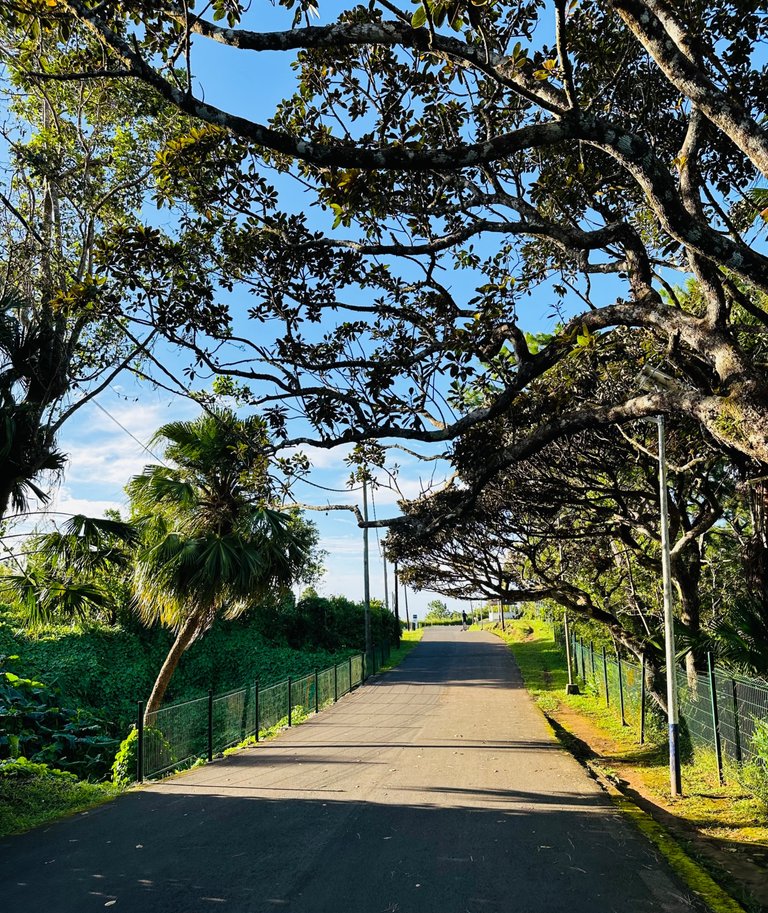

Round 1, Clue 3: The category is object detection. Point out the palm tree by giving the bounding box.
[128,409,315,719]
[0,514,138,627]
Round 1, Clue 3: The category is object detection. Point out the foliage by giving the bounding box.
[0,756,116,837]
[111,726,174,787]
[0,514,137,628]
[279,592,400,650]
[738,719,768,808]
[8,0,768,485]
[0,653,117,779]
[0,603,354,730]
[0,24,188,519]
[424,599,454,622]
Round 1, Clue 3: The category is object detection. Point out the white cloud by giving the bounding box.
[50,488,124,520]
[281,443,352,471]
[60,398,201,489]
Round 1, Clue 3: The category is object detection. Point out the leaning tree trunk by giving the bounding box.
[143,613,203,725]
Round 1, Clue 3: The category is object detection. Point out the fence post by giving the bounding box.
[348,655,353,691]
[590,641,596,677]
[207,689,214,762]
[707,653,724,785]
[136,701,144,784]
[334,663,338,702]
[640,655,646,745]
[314,668,319,714]
[602,646,610,707]
[288,676,293,726]
[255,679,260,742]
[372,642,377,675]
[617,649,627,726]
[730,676,742,763]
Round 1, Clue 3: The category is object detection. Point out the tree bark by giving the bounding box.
[143,612,203,724]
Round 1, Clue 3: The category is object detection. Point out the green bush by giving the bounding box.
[0,592,391,779]
[0,757,115,837]
[0,756,77,781]
[111,726,175,786]
[0,655,117,779]
[738,718,768,807]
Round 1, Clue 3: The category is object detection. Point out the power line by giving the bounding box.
[296,476,364,494]
[91,399,168,466]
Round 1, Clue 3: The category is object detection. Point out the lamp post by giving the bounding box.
[361,477,372,658]
[657,414,682,796]
[563,611,579,695]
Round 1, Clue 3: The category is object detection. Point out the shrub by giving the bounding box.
[738,718,768,807]
[0,655,117,779]
[0,757,115,837]
[111,726,175,786]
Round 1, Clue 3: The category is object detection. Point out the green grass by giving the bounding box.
[376,628,423,673]
[477,619,568,710]
[0,761,119,837]
[489,620,768,844]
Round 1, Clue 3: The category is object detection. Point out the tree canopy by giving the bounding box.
[4,0,767,484]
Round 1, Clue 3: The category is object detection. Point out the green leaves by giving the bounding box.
[411,4,428,28]
[410,0,495,31]
[129,408,316,628]
[0,655,115,779]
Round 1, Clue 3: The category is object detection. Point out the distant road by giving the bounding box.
[1,628,704,912]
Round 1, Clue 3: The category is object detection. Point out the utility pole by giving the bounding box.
[498,575,506,633]
[383,553,390,612]
[403,583,410,631]
[393,561,401,638]
[362,477,372,657]
[563,611,579,695]
[658,415,682,797]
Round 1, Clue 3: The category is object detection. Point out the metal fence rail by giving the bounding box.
[137,644,389,782]
[555,628,768,778]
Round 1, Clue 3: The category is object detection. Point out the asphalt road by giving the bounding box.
[1,629,705,913]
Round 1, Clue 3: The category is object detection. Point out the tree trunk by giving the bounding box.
[672,547,703,690]
[143,613,202,724]
[642,653,668,714]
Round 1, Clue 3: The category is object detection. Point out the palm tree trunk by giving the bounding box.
[143,614,201,724]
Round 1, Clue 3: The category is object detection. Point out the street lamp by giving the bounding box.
[655,414,682,796]
[637,366,682,797]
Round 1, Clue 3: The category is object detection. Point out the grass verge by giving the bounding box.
[377,628,424,674]
[487,620,768,913]
[0,760,119,838]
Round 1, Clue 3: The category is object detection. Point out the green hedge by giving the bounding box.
[0,614,347,733]
[0,594,399,734]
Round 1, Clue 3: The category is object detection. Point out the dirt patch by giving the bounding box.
[548,704,768,912]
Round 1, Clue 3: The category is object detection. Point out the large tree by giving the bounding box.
[7,0,768,482]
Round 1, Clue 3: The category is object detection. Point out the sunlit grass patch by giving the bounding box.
[0,759,118,837]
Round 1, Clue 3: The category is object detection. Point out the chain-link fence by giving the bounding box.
[138,644,387,781]
[554,627,768,777]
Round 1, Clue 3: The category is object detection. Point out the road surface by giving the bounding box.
[1,628,704,913]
